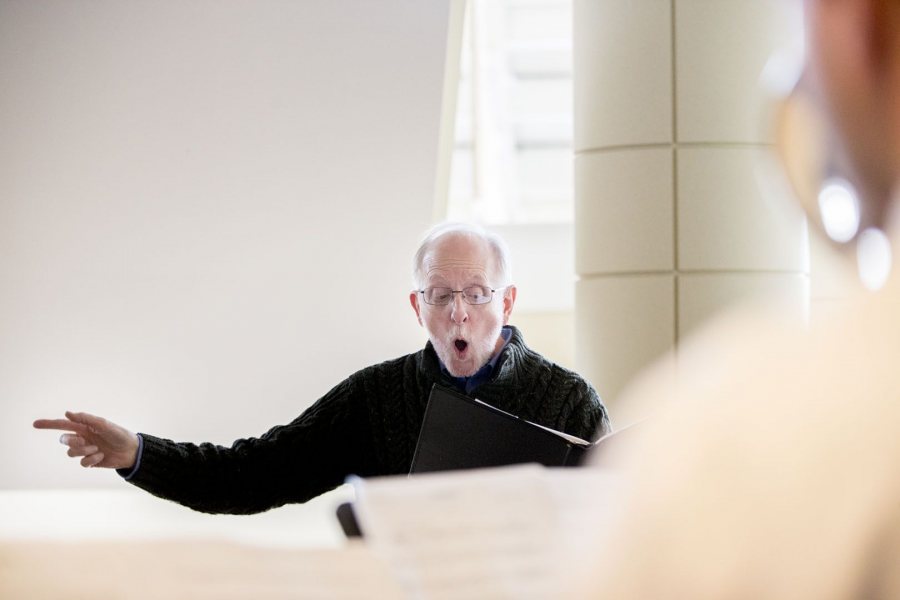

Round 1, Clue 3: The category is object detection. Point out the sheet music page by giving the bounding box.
[544,468,623,558]
[350,464,620,599]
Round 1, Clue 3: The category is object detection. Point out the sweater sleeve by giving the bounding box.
[121,378,378,514]
[565,381,611,442]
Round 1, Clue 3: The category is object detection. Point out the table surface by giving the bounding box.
[0,539,404,599]
[0,486,404,598]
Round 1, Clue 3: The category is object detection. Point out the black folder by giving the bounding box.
[409,384,594,474]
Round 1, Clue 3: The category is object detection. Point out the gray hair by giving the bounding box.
[412,222,512,290]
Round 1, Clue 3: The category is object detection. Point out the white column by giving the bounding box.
[574,0,807,423]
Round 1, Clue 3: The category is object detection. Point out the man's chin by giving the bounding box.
[442,354,479,378]
[445,363,476,378]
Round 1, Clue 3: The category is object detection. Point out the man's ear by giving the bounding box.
[409,291,424,326]
[501,285,517,325]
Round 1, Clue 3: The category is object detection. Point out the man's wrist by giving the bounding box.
[116,433,144,481]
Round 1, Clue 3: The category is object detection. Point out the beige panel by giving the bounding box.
[573,0,672,150]
[575,149,674,275]
[676,0,799,143]
[678,147,808,271]
[510,311,575,370]
[678,272,809,339]
[575,275,675,410]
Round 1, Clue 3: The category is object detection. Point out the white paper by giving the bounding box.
[350,465,620,599]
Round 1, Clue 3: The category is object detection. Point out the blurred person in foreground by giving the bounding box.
[34,222,609,514]
[573,1,900,598]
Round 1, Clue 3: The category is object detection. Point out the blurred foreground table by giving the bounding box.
[0,538,403,599]
[0,487,404,598]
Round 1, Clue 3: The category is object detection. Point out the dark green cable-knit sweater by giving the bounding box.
[123,326,610,514]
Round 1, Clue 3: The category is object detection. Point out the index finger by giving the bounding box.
[64,411,108,429]
[33,419,89,435]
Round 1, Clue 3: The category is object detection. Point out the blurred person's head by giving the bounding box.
[409,223,516,377]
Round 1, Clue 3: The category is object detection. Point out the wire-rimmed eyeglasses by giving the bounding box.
[417,285,508,306]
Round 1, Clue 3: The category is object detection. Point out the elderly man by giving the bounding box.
[35,222,609,513]
[573,1,900,598]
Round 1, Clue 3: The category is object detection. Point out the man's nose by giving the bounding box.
[450,293,469,323]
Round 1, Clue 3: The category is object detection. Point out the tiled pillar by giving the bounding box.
[574,0,808,422]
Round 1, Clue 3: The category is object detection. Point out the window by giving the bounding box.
[447,0,574,225]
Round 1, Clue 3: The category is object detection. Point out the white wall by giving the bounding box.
[0,0,453,489]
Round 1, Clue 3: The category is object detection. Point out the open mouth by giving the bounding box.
[454,339,468,353]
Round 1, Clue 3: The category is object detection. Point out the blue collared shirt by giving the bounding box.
[439,326,512,395]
